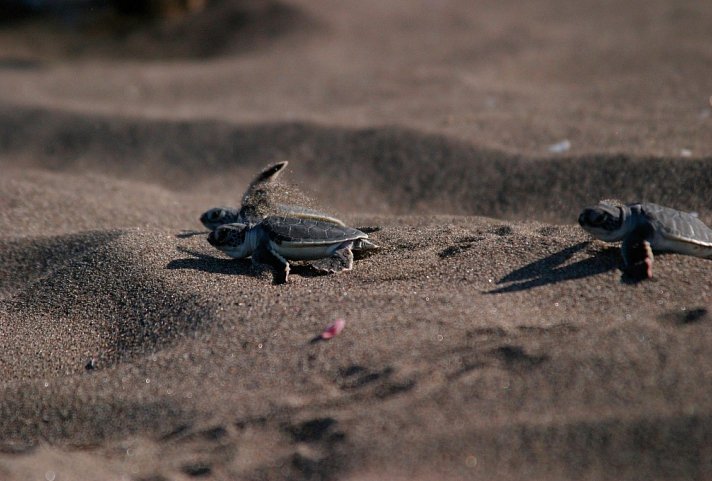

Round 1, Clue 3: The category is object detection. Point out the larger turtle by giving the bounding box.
[200,161,345,229]
[578,201,712,279]
[207,216,377,284]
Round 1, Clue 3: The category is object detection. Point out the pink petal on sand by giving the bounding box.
[321,319,346,340]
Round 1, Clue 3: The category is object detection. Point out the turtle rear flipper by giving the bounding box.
[622,224,655,281]
[352,238,380,259]
[252,244,291,284]
[311,242,354,273]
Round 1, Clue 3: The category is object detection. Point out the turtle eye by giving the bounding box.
[209,210,221,220]
[587,211,608,226]
[216,228,228,242]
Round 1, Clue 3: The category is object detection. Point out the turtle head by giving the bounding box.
[578,203,627,242]
[207,223,252,258]
[200,207,240,230]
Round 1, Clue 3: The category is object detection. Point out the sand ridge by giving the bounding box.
[1,106,710,225]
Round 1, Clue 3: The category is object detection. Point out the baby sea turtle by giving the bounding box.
[578,201,712,279]
[207,216,378,284]
[200,161,344,229]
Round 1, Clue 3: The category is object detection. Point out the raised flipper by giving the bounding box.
[252,244,291,284]
[243,161,289,200]
[238,161,351,229]
[239,161,289,224]
[621,223,655,281]
[311,243,354,273]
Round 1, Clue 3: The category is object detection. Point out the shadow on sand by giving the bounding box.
[489,241,620,293]
[165,246,253,276]
[175,230,209,239]
[166,246,328,282]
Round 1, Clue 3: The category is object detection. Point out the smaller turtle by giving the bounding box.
[207,216,378,283]
[578,201,712,279]
[200,161,345,229]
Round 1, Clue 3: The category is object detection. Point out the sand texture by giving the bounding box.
[1,0,712,480]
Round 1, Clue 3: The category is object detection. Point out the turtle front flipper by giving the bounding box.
[621,224,655,280]
[311,242,354,273]
[244,161,288,197]
[252,245,291,284]
[239,161,289,224]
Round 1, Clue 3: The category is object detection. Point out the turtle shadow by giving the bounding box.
[166,255,254,276]
[166,246,330,281]
[166,245,252,275]
[175,230,209,239]
[488,241,620,293]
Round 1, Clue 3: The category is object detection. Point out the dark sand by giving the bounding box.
[1,1,712,480]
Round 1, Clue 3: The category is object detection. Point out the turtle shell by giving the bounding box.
[262,216,367,246]
[641,203,712,246]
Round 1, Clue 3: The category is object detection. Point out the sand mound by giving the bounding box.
[0,229,217,381]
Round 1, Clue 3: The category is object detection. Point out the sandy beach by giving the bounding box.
[1,1,711,479]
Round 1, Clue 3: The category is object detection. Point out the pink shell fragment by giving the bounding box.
[320,319,346,340]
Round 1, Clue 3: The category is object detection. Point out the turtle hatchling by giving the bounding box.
[579,201,712,279]
[200,161,345,229]
[207,216,378,284]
